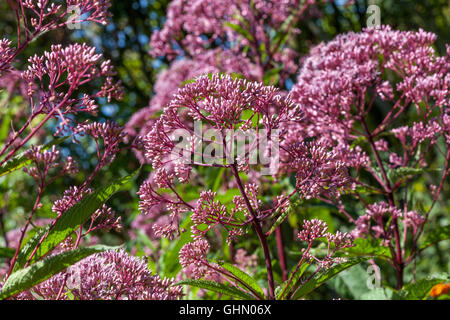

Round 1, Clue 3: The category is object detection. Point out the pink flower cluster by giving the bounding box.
[137,178,189,240]
[285,27,449,278]
[22,44,122,122]
[128,0,331,163]
[179,239,213,280]
[130,20,449,294]
[15,250,182,300]
[89,204,122,233]
[125,49,261,162]
[352,202,425,241]
[22,0,112,28]
[0,1,123,172]
[289,26,449,146]
[52,186,92,216]
[135,74,303,238]
[142,73,300,182]
[72,120,125,165]
[150,0,320,61]
[0,39,13,75]
[281,141,353,199]
[0,1,113,74]
[23,145,78,183]
[297,219,353,271]
[191,190,246,242]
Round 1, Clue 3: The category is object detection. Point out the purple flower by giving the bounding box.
[15,250,183,300]
[179,240,213,280]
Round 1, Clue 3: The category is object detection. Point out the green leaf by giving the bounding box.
[15,228,47,270]
[15,169,138,269]
[396,276,448,300]
[240,110,259,128]
[207,167,225,192]
[342,238,391,259]
[350,136,367,149]
[387,167,424,184]
[224,22,253,42]
[354,185,383,195]
[216,261,265,299]
[267,194,302,236]
[360,287,395,300]
[0,109,12,143]
[175,279,255,300]
[0,136,69,177]
[276,262,310,300]
[419,225,450,251]
[212,168,225,192]
[328,264,373,299]
[435,292,450,300]
[291,258,368,300]
[0,245,117,299]
[215,188,241,205]
[0,247,14,259]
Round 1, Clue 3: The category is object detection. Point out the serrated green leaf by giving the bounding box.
[342,238,391,259]
[0,245,118,299]
[15,169,138,269]
[291,258,368,299]
[419,225,450,251]
[175,279,255,300]
[15,227,47,270]
[0,136,69,177]
[216,261,265,299]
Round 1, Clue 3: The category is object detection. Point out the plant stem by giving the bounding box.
[230,164,275,299]
[361,117,404,289]
[275,226,288,282]
[280,242,312,300]
[6,182,44,277]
